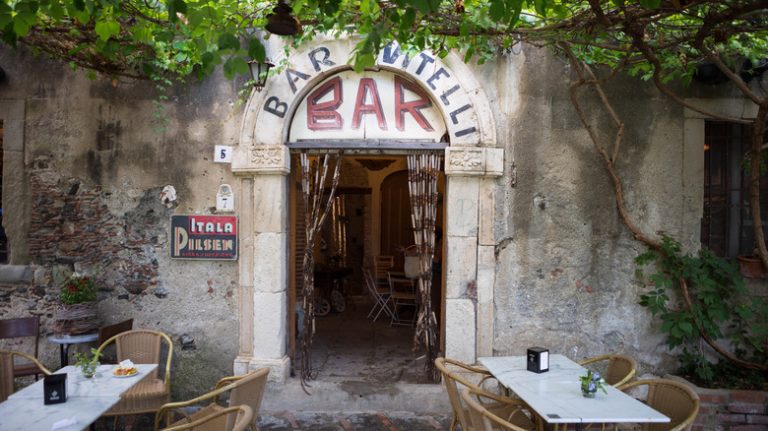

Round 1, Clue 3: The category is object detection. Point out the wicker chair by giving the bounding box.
[96,329,173,418]
[461,387,536,431]
[621,379,700,431]
[159,405,253,431]
[436,357,536,431]
[0,350,51,402]
[578,354,637,388]
[154,368,269,431]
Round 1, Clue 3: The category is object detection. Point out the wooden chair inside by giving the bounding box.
[374,255,394,287]
[388,272,417,326]
[158,405,253,431]
[363,268,392,322]
[0,316,44,379]
[0,350,51,402]
[98,319,134,364]
[154,368,269,431]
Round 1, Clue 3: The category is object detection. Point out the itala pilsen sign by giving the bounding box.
[171,215,237,260]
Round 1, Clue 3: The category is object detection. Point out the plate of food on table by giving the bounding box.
[113,360,139,378]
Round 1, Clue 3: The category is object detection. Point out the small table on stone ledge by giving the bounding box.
[48,333,99,367]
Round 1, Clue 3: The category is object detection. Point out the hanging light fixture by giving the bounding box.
[248,58,274,91]
[265,0,301,36]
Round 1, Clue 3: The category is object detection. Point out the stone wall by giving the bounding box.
[0,46,242,400]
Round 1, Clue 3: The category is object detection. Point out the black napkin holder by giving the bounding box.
[44,373,67,404]
[527,347,549,373]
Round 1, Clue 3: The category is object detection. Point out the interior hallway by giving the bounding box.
[305,296,428,384]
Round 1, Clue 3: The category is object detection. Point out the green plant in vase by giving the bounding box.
[579,370,607,398]
[54,273,100,335]
[60,275,98,305]
[74,348,102,378]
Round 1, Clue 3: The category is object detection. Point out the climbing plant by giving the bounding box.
[636,236,768,382]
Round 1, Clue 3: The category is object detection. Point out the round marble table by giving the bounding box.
[48,332,99,367]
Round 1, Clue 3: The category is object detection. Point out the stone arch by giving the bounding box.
[235,38,497,159]
[232,38,504,383]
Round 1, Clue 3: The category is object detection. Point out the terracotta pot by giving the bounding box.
[736,255,767,278]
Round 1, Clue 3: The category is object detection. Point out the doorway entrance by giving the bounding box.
[288,154,445,383]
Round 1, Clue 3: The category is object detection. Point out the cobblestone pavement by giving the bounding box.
[256,412,452,431]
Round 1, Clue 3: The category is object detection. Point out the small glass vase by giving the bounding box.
[80,362,100,378]
[581,387,597,398]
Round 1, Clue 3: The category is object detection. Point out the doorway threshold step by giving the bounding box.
[262,378,450,414]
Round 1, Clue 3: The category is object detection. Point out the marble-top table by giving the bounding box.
[47,333,99,367]
[1,363,157,431]
[478,355,669,429]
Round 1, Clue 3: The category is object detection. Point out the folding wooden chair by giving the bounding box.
[364,269,392,322]
[0,316,44,379]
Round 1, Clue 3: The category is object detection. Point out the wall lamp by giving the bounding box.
[248,58,274,91]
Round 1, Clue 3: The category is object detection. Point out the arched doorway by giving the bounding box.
[231,39,503,384]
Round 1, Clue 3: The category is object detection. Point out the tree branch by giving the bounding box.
[560,43,661,250]
[620,12,752,124]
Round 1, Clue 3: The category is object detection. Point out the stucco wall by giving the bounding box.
[0,47,242,400]
[479,46,697,372]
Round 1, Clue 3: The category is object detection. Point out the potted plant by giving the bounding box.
[74,348,102,378]
[579,370,607,398]
[736,253,767,278]
[53,274,100,336]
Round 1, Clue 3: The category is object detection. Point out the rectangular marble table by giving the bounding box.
[478,355,669,428]
[1,363,158,431]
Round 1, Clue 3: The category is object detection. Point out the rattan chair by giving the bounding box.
[96,329,173,418]
[154,368,269,431]
[578,354,637,388]
[0,349,51,402]
[436,357,536,431]
[461,387,535,431]
[620,379,700,431]
[159,405,253,431]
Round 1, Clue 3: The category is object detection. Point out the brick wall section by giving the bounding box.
[26,166,162,295]
[28,172,121,264]
[694,387,768,431]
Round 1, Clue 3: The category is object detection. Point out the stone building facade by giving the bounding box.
[0,34,761,399]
